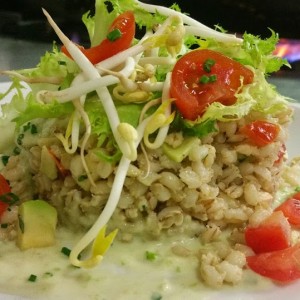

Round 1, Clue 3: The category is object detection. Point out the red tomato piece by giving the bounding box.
[245,211,291,254]
[170,49,254,120]
[62,11,135,64]
[0,174,11,216]
[275,192,300,226]
[48,148,69,178]
[247,243,300,282]
[240,120,280,147]
[275,143,286,164]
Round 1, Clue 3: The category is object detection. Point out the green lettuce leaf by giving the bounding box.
[239,30,290,74]
[1,79,35,124]
[192,69,289,126]
[12,93,74,128]
[85,97,143,163]
[170,113,218,138]
[31,44,79,77]
[110,0,166,29]
[82,0,117,47]
[198,30,289,75]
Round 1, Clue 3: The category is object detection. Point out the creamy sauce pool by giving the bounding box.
[0,228,279,300]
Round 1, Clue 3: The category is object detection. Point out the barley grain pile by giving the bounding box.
[1,105,295,286]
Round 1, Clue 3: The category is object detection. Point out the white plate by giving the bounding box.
[0,83,300,300]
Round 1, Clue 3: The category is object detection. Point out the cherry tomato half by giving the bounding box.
[0,174,11,216]
[170,49,254,120]
[247,243,300,282]
[240,120,280,147]
[275,192,300,226]
[62,11,135,65]
[245,211,291,254]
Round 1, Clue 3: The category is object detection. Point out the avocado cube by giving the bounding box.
[17,200,58,250]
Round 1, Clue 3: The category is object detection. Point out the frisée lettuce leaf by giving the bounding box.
[83,0,118,47]
[85,96,144,163]
[12,95,74,128]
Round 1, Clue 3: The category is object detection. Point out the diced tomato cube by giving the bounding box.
[247,243,300,282]
[245,211,291,254]
[275,192,300,226]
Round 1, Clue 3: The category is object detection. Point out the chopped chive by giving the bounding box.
[61,246,72,257]
[0,192,20,205]
[78,174,88,182]
[199,74,217,84]
[209,74,217,82]
[107,28,122,41]
[203,58,215,72]
[44,272,54,277]
[23,122,31,132]
[1,223,8,228]
[13,147,21,155]
[22,122,37,134]
[145,251,157,261]
[199,75,210,84]
[151,292,162,300]
[28,274,37,282]
[295,186,300,192]
[1,155,10,166]
[31,124,38,134]
[58,61,67,65]
[17,133,24,146]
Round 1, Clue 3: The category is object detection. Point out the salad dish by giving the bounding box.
[0,0,300,298]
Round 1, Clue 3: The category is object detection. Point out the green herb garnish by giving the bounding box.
[61,246,72,257]
[203,58,215,72]
[78,174,88,182]
[28,274,37,282]
[13,147,21,155]
[151,292,162,300]
[17,133,24,145]
[0,192,19,205]
[107,28,122,41]
[145,251,157,261]
[199,74,217,84]
[199,75,210,84]
[31,124,38,134]
[1,155,10,166]
[23,122,31,132]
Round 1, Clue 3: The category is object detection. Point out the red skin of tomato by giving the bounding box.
[170,49,254,120]
[245,211,291,254]
[247,243,300,282]
[0,174,11,216]
[240,120,280,147]
[275,192,300,226]
[62,11,135,64]
[275,143,286,164]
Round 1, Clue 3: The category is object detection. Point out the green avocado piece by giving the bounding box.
[16,200,58,250]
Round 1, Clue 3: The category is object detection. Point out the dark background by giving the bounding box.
[1,0,300,42]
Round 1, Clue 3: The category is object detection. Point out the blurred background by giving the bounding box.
[1,0,300,40]
[0,0,299,97]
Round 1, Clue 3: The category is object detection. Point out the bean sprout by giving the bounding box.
[42,9,139,162]
[37,57,136,104]
[143,72,173,149]
[134,0,242,43]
